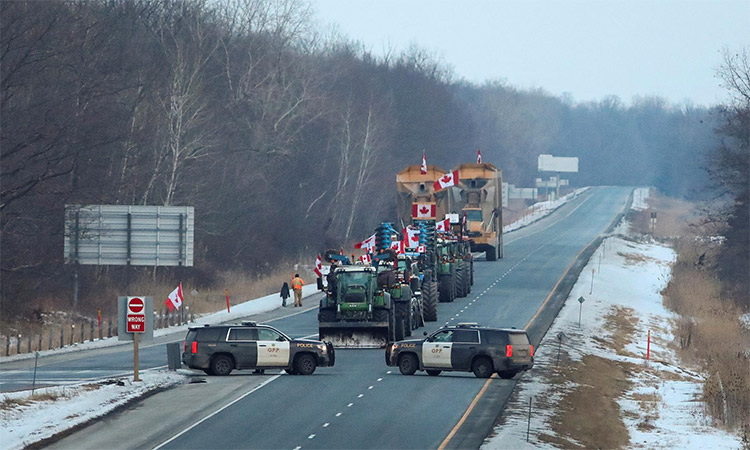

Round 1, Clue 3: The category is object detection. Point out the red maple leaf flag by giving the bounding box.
[404,226,420,248]
[417,244,426,253]
[477,149,482,164]
[165,283,184,312]
[314,254,323,277]
[412,203,436,219]
[389,240,405,254]
[355,234,377,250]
[420,153,427,175]
[433,170,459,191]
[360,254,372,264]
[436,218,450,232]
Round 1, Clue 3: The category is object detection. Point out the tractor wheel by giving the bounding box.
[455,265,466,298]
[318,309,336,322]
[439,275,454,303]
[422,280,438,322]
[395,311,405,341]
[373,308,389,322]
[470,260,474,285]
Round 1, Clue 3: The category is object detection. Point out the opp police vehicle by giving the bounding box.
[385,323,534,378]
[182,322,334,376]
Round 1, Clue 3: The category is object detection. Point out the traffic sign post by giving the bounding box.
[118,296,153,382]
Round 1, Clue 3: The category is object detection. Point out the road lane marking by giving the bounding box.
[438,375,495,450]
[336,412,342,417]
[323,423,330,428]
[153,375,281,449]
[377,378,382,382]
[308,434,315,439]
[347,403,353,407]
[358,394,364,398]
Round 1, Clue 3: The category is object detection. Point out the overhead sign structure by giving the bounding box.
[538,154,579,173]
[64,205,194,267]
[126,297,146,333]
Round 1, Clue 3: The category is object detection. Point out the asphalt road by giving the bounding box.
[41,186,631,449]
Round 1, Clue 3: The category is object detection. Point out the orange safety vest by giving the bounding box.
[292,277,304,290]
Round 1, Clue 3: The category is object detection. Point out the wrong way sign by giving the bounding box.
[127,297,146,333]
[118,296,153,341]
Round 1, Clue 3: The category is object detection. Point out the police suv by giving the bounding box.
[182,322,335,376]
[385,323,534,378]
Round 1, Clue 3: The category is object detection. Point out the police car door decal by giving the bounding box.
[422,342,452,368]
[257,340,290,366]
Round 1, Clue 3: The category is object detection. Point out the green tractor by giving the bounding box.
[318,264,395,348]
[379,253,425,339]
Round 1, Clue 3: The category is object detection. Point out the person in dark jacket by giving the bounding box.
[280,281,291,307]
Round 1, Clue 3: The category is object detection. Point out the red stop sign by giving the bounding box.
[128,297,144,314]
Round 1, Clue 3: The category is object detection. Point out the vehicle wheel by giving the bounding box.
[395,313,405,341]
[497,370,517,379]
[486,246,497,261]
[471,357,493,378]
[470,260,474,286]
[422,281,438,321]
[285,368,298,375]
[373,308,389,322]
[318,309,336,322]
[426,369,442,376]
[439,275,454,302]
[210,355,234,376]
[450,266,457,299]
[203,369,213,375]
[294,354,317,375]
[455,265,466,298]
[398,353,418,375]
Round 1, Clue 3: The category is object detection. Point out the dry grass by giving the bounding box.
[628,189,699,239]
[543,355,634,449]
[655,194,750,442]
[0,392,61,411]
[602,306,639,357]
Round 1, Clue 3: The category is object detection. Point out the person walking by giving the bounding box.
[291,274,304,307]
[280,281,291,307]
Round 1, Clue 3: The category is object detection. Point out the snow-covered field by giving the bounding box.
[483,188,742,449]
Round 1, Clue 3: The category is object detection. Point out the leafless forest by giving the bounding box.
[1,1,746,322]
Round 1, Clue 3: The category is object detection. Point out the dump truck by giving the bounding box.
[318,264,395,348]
[453,162,503,260]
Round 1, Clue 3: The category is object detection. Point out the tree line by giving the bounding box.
[1,0,739,318]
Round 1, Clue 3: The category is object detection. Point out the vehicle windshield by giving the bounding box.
[464,209,482,221]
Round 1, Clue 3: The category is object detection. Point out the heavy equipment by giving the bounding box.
[318,263,395,348]
[453,162,503,260]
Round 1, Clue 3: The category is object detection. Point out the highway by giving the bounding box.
[34,186,631,449]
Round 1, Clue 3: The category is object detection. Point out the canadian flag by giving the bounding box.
[417,245,426,253]
[314,254,323,277]
[355,234,377,251]
[433,170,459,191]
[404,226,420,248]
[389,240,405,254]
[436,218,450,232]
[420,153,427,175]
[412,203,436,219]
[477,149,482,164]
[360,254,372,264]
[165,283,184,312]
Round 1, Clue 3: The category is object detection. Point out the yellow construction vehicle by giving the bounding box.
[453,163,504,261]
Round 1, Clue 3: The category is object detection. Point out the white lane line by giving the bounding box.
[153,375,281,449]
[308,434,316,439]
[387,371,392,374]
[368,385,374,390]
[336,412,342,417]
[347,403,354,407]
[323,423,330,428]
[377,378,383,382]
[358,394,364,398]
[294,446,301,450]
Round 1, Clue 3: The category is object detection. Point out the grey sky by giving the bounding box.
[313,0,749,107]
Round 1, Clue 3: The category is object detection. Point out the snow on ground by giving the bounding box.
[0,188,590,449]
[1,371,185,450]
[483,191,742,449]
[631,187,651,211]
